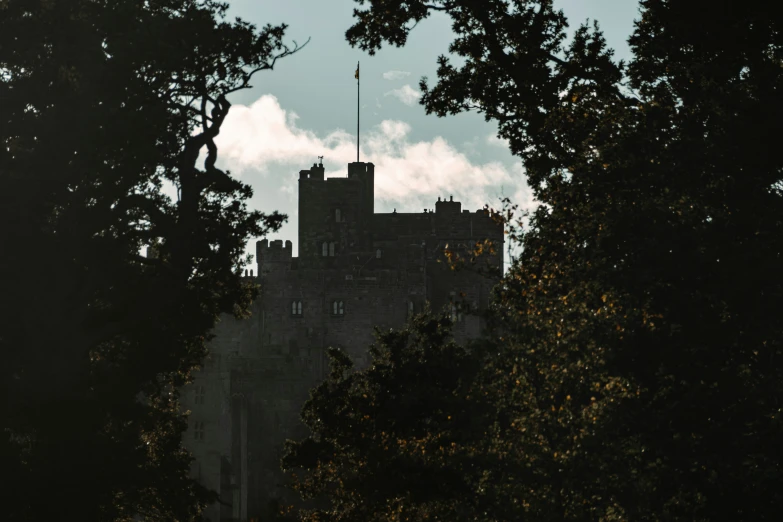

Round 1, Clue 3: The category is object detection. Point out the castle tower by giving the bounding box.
[256,239,292,275]
[186,158,504,522]
[297,159,375,267]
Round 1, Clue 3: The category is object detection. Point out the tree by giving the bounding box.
[0,1,305,520]
[284,1,783,520]
[282,314,499,522]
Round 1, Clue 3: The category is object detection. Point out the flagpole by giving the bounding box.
[356,61,360,162]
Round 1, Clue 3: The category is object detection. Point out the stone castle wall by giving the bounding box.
[180,161,503,522]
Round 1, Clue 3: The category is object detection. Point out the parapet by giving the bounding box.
[347,161,374,178]
[435,195,461,215]
[471,208,504,236]
[299,162,325,181]
[257,238,293,265]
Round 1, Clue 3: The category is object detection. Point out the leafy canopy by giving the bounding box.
[283,315,498,522]
[0,1,304,520]
[283,1,783,521]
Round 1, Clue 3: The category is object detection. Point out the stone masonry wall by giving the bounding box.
[182,161,503,522]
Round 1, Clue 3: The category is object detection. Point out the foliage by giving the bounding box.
[284,1,783,520]
[283,314,498,521]
[0,1,304,520]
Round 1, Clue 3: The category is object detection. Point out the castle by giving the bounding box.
[181,160,503,522]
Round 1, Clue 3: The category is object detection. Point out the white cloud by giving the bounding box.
[213,94,534,218]
[384,84,421,106]
[382,70,411,80]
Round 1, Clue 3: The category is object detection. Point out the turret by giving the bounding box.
[297,160,376,265]
[256,239,293,274]
[435,195,461,215]
[347,161,374,217]
[299,161,324,181]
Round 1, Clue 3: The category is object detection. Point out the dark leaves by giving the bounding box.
[295,1,783,520]
[0,1,303,520]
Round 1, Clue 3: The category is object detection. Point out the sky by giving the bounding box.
[208,0,641,259]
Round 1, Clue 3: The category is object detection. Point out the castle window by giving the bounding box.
[407,300,414,319]
[376,249,382,259]
[193,421,205,441]
[450,302,463,323]
[332,300,344,316]
[194,385,206,405]
[291,300,303,316]
[329,242,336,257]
[335,208,341,222]
[322,242,328,257]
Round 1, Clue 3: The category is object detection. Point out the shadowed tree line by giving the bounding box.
[0,1,304,520]
[281,1,783,521]
[2,0,781,521]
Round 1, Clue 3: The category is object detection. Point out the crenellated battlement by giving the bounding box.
[299,161,325,181]
[432,196,500,220]
[257,239,294,274]
[259,239,292,250]
[347,161,374,179]
[435,195,461,215]
[257,238,293,253]
[266,160,503,271]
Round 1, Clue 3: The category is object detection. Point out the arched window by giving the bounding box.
[376,249,382,259]
[322,242,328,256]
[450,302,462,323]
[332,300,344,316]
[335,208,341,222]
[329,242,336,257]
[291,300,303,316]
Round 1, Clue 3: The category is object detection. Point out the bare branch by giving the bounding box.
[223,37,311,96]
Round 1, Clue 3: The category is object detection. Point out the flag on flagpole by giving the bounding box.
[355,63,359,80]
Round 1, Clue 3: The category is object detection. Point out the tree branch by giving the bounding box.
[223,37,311,96]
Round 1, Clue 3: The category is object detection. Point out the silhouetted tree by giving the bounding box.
[283,1,783,520]
[0,1,304,520]
[283,315,498,521]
